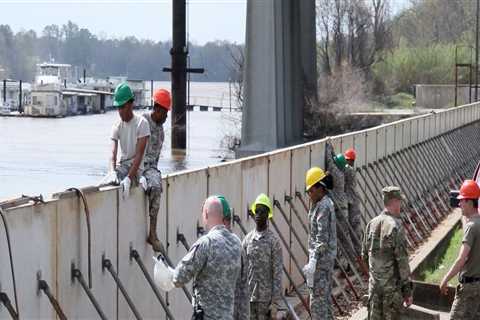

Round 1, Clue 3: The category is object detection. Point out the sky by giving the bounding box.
[0,0,410,44]
[0,0,247,44]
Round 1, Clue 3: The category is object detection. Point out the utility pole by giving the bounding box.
[476,0,479,101]
[163,0,204,155]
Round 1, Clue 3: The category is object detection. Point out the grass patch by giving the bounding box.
[420,227,463,285]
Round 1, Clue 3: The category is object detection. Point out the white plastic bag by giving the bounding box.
[153,256,175,291]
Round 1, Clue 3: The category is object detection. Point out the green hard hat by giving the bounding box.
[215,195,231,219]
[113,82,134,107]
[334,153,347,169]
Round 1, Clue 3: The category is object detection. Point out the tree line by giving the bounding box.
[0,21,243,82]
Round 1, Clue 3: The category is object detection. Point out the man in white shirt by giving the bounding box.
[110,82,150,198]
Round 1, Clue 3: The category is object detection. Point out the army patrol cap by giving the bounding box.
[382,186,405,202]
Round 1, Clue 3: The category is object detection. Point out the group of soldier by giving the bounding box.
[109,82,480,319]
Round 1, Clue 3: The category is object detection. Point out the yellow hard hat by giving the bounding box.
[305,167,326,192]
[250,193,273,219]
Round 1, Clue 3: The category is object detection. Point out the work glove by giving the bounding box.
[139,176,148,191]
[302,257,317,288]
[120,176,131,198]
[98,170,119,186]
[153,255,175,291]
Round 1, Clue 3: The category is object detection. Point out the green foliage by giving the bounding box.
[420,227,463,285]
[382,92,415,109]
[0,21,243,82]
[373,43,473,93]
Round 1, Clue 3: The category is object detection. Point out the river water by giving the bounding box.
[0,82,241,201]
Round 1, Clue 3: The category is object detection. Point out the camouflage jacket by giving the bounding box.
[242,228,283,303]
[361,210,412,298]
[344,164,359,204]
[326,143,347,208]
[234,233,250,320]
[142,112,164,169]
[173,225,242,320]
[308,195,337,266]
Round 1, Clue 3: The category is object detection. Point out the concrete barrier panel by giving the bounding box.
[290,146,312,285]
[376,127,386,159]
[309,140,326,170]
[353,132,367,168]
[403,121,412,148]
[241,155,269,233]
[366,130,377,164]
[166,169,208,319]
[0,202,57,319]
[207,162,243,237]
[56,188,117,319]
[117,185,168,319]
[268,150,296,288]
[394,123,404,152]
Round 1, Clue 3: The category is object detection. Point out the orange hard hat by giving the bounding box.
[344,148,356,160]
[153,89,171,111]
[457,180,480,200]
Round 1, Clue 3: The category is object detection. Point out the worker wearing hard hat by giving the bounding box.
[440,180,480,319]
[303,167,336,320]
[140,89,171,252]
[153,195,242,319]
[243,193,283,320]
[325,141,359,265]
[362,186,413,320]
[110,82,150,197]
[344,148,362,253]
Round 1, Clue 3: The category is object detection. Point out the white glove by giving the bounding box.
[120,176,131,198]
[139,176,148,191]
[153,255,175,291]
[303,257,317,288]
[98,170,119,186]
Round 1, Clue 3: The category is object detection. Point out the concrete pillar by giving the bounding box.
[238,0,317,157]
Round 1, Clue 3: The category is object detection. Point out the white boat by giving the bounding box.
[0,101,11,115]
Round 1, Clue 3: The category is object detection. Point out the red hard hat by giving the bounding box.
[344,148,356,160]
[153,89,171,111]
[457,180,480,200]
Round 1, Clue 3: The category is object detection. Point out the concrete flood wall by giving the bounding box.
[1,103,480,319]
[416,84,476,109]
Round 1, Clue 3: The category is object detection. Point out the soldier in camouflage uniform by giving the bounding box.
[243,193,283,320]
[223,207,250,320]
[362,186,413,320]
[326,142,358,262]
[173,195,242,320]
[304,167,337,320]
[141,89,170,252]
[344,148,362,254]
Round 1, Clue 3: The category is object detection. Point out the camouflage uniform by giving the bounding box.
[326,143,358,261]
[234,235,250,320]
[362,189,412,320]
[173,225,242,320]
[242,229,283,320]
[449,215,480,320]
[308,194,337,320]
[142,112,164,218]
[345,163,362,253]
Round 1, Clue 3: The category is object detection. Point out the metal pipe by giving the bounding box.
[295,191,310,213]
[130,248,175,320]
[71,264,107,320]
[0,292,18,320]
[280,295,301,320]
[285,195,309,234]
[176,231,191,251]
[102,256,143,320]
[38,276,68,320]
[273,200,308,257]
[67,188,92,289]
[0,207,19,317]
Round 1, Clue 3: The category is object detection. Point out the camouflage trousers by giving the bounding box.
[249,302,270,320]
[309,261,334,320]
[367,286,403,320]
[116,164,162,218]
[450,282,480,320]
[348,201,362,254]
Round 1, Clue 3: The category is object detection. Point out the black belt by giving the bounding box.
[460,276,480,284]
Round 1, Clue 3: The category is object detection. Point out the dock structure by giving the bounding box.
[1,101,479,319]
